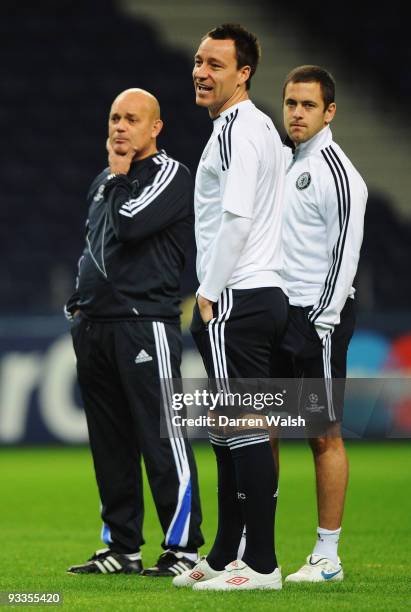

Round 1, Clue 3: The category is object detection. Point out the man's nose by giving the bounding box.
[194,63,208,79]
[116,118,127,131]
[292,105,303,118]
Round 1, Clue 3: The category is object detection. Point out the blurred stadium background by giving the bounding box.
[0,0,410,443]
[1,3,410,610]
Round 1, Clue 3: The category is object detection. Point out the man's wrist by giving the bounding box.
[107,172,127,181]
[314,322,334,339]
[197,285,218,303]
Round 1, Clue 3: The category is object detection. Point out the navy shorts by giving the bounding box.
[191,286,289,381]
[278,298,356,426]
[190,287,288,426]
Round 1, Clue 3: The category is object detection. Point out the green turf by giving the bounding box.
[1,442,410,611]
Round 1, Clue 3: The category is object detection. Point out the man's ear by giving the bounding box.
[238,65,251,87]
[152,119,163,138]
[324,102,336,125]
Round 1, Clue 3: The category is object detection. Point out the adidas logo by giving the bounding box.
[135,349,153,364]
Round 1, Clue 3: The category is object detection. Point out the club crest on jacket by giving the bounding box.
[296,172,311,190]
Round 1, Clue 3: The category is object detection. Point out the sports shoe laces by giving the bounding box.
[304,555,333,572]
[90,548,110,560]
[298,563,316,576]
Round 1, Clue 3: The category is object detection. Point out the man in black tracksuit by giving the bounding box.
[65,88,203,577]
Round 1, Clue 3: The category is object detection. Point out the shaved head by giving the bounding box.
[108,88,163,160]
[112,88,161,121]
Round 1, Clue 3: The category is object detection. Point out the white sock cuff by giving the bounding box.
[125,552,142,560]
[317,526,341,536]
[182,552,198,562]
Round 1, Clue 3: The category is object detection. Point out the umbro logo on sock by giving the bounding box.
[135,350,153,364]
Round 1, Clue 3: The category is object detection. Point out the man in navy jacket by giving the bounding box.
[65,89,203,577]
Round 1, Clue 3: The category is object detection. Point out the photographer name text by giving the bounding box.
[171,415,305,427]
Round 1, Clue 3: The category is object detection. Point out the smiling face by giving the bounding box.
[192,37,250,118]
[283,81,336,145]
[108,90,163,160]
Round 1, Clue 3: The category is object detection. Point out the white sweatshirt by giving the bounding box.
[282,126,368,336]
[195,99,285,297]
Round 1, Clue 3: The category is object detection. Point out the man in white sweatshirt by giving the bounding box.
[276,65,367,583]
[172,23,288,591]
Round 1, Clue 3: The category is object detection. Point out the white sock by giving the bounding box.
[237,526,246,560]
[182,552,198,562]
[312,527,341,564]
[125,552,142,561]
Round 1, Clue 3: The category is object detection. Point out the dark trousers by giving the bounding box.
[71,317,204,554]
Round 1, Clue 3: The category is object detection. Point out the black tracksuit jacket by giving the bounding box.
[65,150,193,322]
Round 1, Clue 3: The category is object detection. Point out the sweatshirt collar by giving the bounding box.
[213,99,254,128]
[131,149,166,168]
[294,125,332,158]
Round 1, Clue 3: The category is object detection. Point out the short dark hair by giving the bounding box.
[203,23,261,90]
[283,65,335,109]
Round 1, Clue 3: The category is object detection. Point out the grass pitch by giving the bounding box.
[1,442,410,611]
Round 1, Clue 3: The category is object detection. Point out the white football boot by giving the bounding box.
[192,559,282,591]
[172,556,223,587]
[285,554,343,583]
